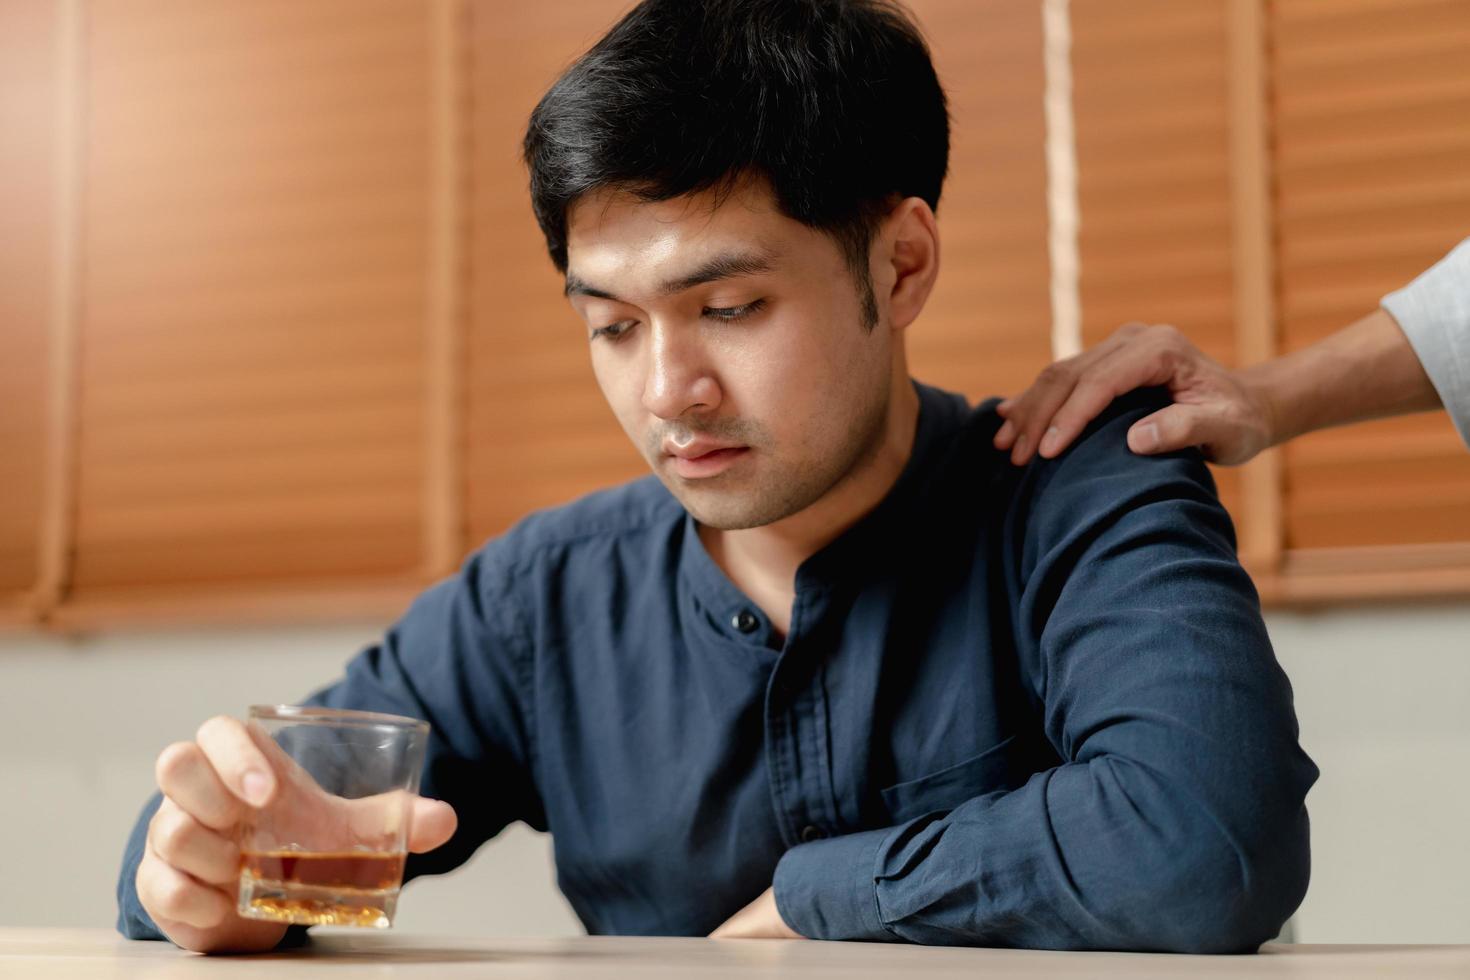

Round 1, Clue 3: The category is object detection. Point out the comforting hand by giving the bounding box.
[708,887,804,939]
[993,322,1274,466]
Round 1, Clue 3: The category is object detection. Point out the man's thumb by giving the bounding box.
[407,797,458,853]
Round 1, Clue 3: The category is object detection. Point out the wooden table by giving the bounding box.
[3,929,1468,978]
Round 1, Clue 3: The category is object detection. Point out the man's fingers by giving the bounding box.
[148,800,242,886]
[408,798,458,854]
[195,715,277,810]
[155,741,248,832]
[336,792,457,853]
[137,849,234,931]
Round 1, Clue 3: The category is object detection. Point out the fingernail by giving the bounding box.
[242,770,271,807]
[1012,433,1029,462]
[1039,426,1060,457]
[1133,423,1159,453]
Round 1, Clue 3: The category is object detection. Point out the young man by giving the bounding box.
[117,0,1317,953]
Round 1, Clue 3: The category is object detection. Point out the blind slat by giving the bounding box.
[1272,0,1470,554]
[68,0,439,597]
[0,0,58,599]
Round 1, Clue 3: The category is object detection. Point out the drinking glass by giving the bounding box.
[235,705,430,928]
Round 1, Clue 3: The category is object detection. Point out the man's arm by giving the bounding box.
[770,392,1318,951]
[993,236,1469,465]
[117,546,542,947]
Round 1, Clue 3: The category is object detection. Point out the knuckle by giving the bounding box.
[155,741,199,789]
[165,877,194,917]
[149,872,190,919]
[135,867,160,915]
[191,892,227,929]
[1156,343,1184,372]
[1117,321,1147,337]
[157,812,195,861]
[1069,376,1107,405]
[1036,361,1072,387]
[194,714,237,746]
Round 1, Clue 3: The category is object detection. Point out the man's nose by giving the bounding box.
[642,325,721,420]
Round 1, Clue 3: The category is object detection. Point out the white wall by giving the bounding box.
[0,623,580,938]
[1,606,1466,942]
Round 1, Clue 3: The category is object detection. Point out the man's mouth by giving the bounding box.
[665,444,750,479]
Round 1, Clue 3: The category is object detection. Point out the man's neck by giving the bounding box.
[699,377,921,636]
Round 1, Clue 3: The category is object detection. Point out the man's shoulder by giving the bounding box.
[1015,386,1227,543]
[1065,387,1174,453]
[472,473,683,574]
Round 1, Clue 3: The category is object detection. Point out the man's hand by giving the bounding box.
[137,714,458,954]
[708,887,804,939]
[993,322,1273,466]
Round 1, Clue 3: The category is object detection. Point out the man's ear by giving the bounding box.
[877,196,940,332]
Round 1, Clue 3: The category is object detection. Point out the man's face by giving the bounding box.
[564,180,896,530]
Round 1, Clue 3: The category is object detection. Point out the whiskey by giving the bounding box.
[238,849,406,928]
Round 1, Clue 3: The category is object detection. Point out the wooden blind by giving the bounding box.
[466,1,646,546]
[0,0,58,617]
[58,0,449,620]
[904,0,1053,404]
[11,0,1465,629]
[1069,0,1246,528]
[1271,0,1470,566]
[465,0,1054,542]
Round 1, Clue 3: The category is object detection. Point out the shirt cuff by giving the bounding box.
[772,827,894,942]
[1381,237,1470,447]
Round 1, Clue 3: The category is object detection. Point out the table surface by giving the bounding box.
[3,929,1469,979]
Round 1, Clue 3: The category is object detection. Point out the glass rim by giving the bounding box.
[248,704,430,734]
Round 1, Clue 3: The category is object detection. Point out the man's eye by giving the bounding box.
[591,321,634,342]
[703,298,766,321]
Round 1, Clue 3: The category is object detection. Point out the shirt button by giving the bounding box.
[732,610,760,634]
[800,825,827,843]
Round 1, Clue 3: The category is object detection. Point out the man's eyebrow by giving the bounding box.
[564,248,780,302]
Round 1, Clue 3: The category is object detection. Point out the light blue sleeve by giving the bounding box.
[1381,237,1470,447]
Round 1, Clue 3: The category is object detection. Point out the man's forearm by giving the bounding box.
[1241,308,1442,447]
[775,395,1316,951]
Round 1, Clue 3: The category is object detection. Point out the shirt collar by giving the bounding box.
[794,381,972,590]
[676,381,976,638]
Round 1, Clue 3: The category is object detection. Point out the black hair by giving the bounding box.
[522,0,950,327]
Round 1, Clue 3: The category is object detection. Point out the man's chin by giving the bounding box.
[658,476,817,532]
[664,488,771,531]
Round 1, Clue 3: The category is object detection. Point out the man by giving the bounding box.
[993,239,1469,466]
[117,0,1317,953]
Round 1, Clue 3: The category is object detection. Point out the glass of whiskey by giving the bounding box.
[235,705,430,929]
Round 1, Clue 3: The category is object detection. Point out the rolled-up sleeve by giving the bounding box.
[1382,236,1470,446]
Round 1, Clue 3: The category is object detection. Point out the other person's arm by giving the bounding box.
[993,236,1469,465]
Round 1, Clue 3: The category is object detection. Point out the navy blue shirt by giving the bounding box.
[119,383,1317,951]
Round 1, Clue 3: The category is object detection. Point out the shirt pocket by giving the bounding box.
[879,734,1030,824]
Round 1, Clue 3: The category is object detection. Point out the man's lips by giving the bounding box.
[663,437,745,460]
[663,443,750,479]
